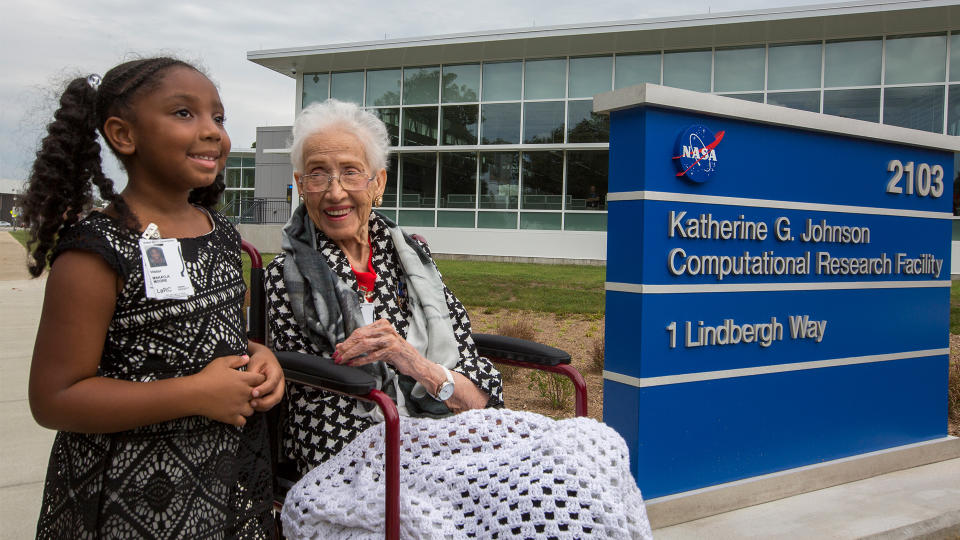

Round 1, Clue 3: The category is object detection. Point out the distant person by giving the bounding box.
[145,246,167,267]
[19,57,283,537]
[585,184,601,209]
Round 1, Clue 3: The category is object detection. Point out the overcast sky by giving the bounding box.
[1,0,833,189]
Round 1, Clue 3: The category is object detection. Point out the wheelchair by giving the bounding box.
[241,240,588,540]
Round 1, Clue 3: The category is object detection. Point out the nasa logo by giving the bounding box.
[673,124,725,183]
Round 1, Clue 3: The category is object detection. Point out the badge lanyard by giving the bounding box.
[138,223,195,300]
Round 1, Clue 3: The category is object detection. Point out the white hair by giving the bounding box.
[289,99,391,174]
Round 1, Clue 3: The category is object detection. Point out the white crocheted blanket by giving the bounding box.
[281,409,653,539]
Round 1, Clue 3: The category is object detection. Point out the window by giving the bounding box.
[400,153,437,208]
[441,105,478,145]
[767,91,820,113]
[366,69,401,106]
[374,108,400,146]
[885,34,946,85]
[566,100,609,143]
[442,64,480,103]
[521,213,561,230]
[521,151,563,210]
[714,46,765,92]
[949,85,960,135]
[566,150,608,214]
[403,66,440,105]
[768,43,821,90]
[569,56,613,98]
[480,103,521,144]
[438,211,475,228]
[402,107,438,146]
[884,86,945,132]
[439,152,477,209]
[823,88,881,122]
[382,155,399,207]
[477,212,517,229]
[663,50,712,92]
[824,39,881,87]
[482,61,522,101]
[331,71,364,104]
[523,101,565,144]
[615,53,660,89]
[721,93,764,103]
[524,58,566,100]
[479,152,519,209]
[302,73,329,107]
[951,33,960,82]
[221,155,256,220]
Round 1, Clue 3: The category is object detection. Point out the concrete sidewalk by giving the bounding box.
[653,456,960,539]
[0,231,53,539]
[0,229,958,538]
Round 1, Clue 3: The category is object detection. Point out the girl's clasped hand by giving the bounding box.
[196,343,285,427]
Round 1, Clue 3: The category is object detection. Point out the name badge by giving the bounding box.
[139,225,194,300]
[360,301,375,326]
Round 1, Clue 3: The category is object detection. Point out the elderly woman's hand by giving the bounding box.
[332,319,422,374]
[332,319,491,411]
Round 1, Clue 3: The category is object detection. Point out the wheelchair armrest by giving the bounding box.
[472,333,571,367]
[275,351,377,395]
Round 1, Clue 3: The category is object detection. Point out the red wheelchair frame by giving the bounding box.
[241,239,588,540]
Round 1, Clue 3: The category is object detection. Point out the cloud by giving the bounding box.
[2,0,826,182]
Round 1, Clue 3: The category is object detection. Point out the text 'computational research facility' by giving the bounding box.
[237,0,960,263]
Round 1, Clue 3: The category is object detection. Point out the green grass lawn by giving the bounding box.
[434,258,605,316]
[242,252,276,285]
[240,254,606,316]
[9,230,27,247]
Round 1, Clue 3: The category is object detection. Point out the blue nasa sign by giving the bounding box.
[673,124,724,182]
[596,86,955,499]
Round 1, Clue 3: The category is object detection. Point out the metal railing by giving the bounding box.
[221,197,290,224]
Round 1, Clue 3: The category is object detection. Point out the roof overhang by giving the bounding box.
[248,0,960,77]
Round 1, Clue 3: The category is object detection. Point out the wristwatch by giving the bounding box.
[432,366,455,401]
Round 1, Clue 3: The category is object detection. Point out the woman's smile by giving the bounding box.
[323,206,353,219]
[188,152,220,169]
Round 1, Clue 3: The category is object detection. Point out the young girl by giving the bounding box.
[21,57,283,538]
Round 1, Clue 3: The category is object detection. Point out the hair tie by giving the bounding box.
[86,74,102,91]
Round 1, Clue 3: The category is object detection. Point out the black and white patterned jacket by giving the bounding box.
[266,214,503,474]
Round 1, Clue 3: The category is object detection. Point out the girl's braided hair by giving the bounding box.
[19,57,226,277]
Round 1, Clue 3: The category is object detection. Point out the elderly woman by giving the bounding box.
[265,99,503,474]
[268,100,652,540]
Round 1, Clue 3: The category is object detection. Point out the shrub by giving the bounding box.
[496,319,536,341]
[589,337,604,373]
[492,319,537,381]
[527,370,574,410]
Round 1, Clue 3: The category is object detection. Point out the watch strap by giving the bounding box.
[432,365,455,401]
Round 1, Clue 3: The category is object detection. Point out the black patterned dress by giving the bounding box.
[35,211,274,539]
[266,214,503,475]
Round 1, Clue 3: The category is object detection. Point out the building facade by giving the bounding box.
[246,0,960,260]
[221,150,256,220]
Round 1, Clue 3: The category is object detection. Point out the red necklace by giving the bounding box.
[352,239,377,302]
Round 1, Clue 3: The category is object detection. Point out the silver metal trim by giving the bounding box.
[594,83,960,151]
[605,280,951,294]
[606,190,953,219]
[603,347,950,388]
[248,1,954,60]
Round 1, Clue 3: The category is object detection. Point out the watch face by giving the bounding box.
[437,381,455,401]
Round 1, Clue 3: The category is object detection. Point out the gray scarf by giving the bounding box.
[281,205,460,420]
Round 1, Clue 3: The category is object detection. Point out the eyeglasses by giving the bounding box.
[300,170,376,193]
